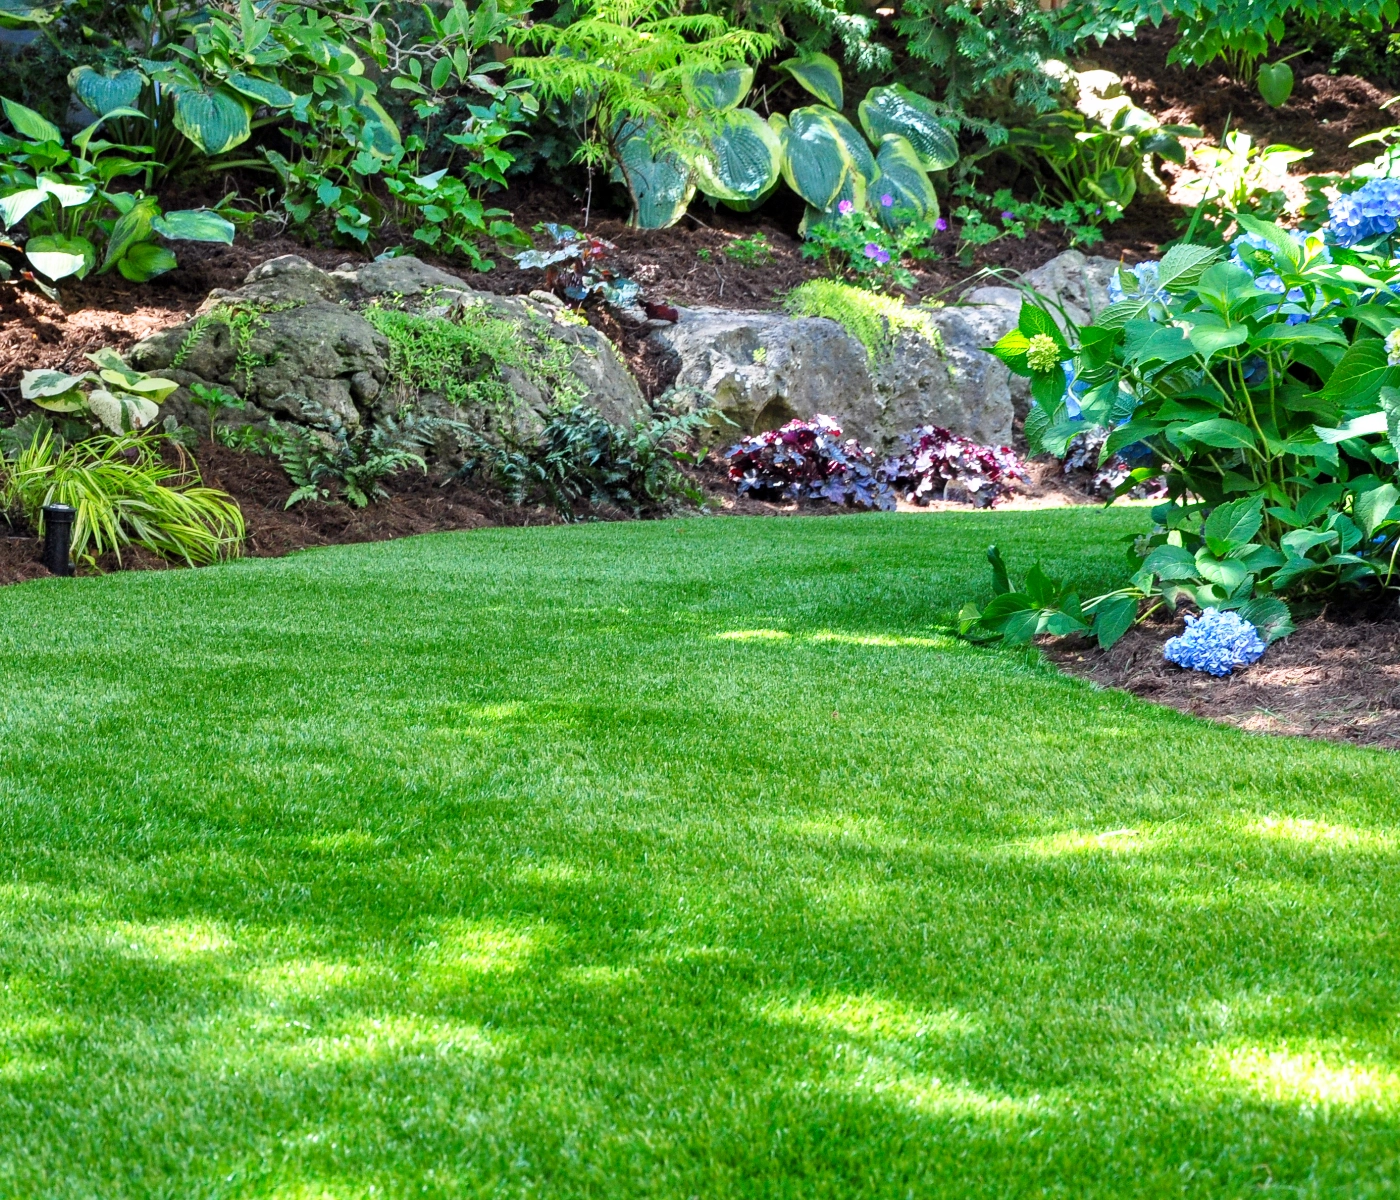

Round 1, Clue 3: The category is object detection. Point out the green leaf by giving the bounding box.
[685,65,754,112]
[1155,243,1221,290]
[2,96,61,144]
[24,233,95,281]
[987,544,1010,596]
[1017,303,1067,350]
[778,53,842,109]
[1187,323,1248,360]
[779,107,851,211]
[827,110,875,185]
[1000,606,1044,644]
[100,195,158,273]
[36,173,94,208]
[1234,211,1302,270]
[1295,482,1347,523]
[870,134,938,227]
[619,136,694,230]
[1237,595,1293,643]
[694,109,781,204]
[1030,368,1068,410]
[0,188,48,229]
[1142,543,1198,581]
[225,72,296,110]
[1313,411,1388,443]
[857,84,958,171]
[68,66,144,117]
[1257,61,1294,108]
[989,328,1030,374]
[1321,337,1395,408]
[1204,495,1264,556]
[1093,594,1138,649]
[1194,548,1249,590]
[20,367,90,400]
[1180,417,1257,449]
[1354,483,1399,536]
[1381,386,1400,461]
[116,241,177,282]
[152,209,236,244]
[168,84,251,155]
[1023,565,1059,609]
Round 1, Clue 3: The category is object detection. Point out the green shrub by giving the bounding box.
[783,279,943,365]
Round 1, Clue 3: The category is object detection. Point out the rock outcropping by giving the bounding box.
[130,255,647,436]
[645,250,1117,449]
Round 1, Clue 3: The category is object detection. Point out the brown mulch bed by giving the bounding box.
[1047,610,1400,749]
[1092,22,1397,175]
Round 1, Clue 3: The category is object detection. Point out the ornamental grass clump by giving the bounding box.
[1164,608,1266,676]
[725,416,895,510]
[884,425,1028,506]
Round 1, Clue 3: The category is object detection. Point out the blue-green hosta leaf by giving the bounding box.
[100,194,158,273]
[116,241,177,282]
[168,84,251,155]
[25,233,95,281]
[778,54,842,109]
[226,72,296,109]
[693,108,781,204]
[871,134,938,227]
[1,97,61,144]
[684,65,754,112]
[68,65,144,117]
[780,107,851,211]
[152,209,236,244]
[619,137,694,230]
[857,84,958,171]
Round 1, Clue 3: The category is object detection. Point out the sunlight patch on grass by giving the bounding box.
[114,919,234,960]
[269,1013,504,1068]
[250,959,365,1003]
[1020,828,1150,856]
[416,917,548,976]
[763,992,983,1043]
[808,631,957,649]
[1206,1044,1400,1111]
[1249,815,1396,850]
[715,629,791,641]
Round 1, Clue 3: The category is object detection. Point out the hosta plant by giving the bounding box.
[22,350,178,434]
[725,416,895,510]
[0,98,234,288]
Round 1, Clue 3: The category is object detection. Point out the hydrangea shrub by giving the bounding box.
[1163,608,1266,676]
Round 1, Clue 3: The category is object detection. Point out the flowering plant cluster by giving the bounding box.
[724,416,895,510]
[884,425,1028,507]
[1327,179,1400,249]
[798,204,943,292]
[1163,608,1266,676]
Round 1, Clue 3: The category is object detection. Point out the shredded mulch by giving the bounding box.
[1047,607,1400,749]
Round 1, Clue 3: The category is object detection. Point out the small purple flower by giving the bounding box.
[863,242,891,264]
[880,193,894,207]
[1000,210,1014,220]
[838,199,854,216]
[934,217,948,232]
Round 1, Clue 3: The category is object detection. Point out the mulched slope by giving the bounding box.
[1047,611,1400,749]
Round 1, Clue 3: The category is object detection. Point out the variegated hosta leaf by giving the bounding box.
[871,134,938,228]
[87,388,159,434]
[225,72,296,110]
[116,242,177,282]
[1,97,61,144]
[619,136,694,229]
[151,209,236,244]
[36,172,95,208]
[68,65,145,116]
[778,54,842,110]
[828,111,876,185]
[780,107,851,211]
[693,108,782,204]
[858,85,959,172]
[684,65,754,112]
[0,188,49,229]
[21,368,91,400]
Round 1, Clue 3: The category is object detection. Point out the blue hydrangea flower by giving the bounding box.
[1061,361,1089,420]
[1329,179,1400,247]
[1163,608,1266,676]
[1107,260,1168,306]
[1229,232,1311,324]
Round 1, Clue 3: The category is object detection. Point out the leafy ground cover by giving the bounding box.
[1,509,1398,1197]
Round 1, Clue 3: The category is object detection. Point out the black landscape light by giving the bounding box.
[41,504,75,577]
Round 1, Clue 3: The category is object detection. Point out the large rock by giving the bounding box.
[129,255,647,435]
[645,250,1116,448]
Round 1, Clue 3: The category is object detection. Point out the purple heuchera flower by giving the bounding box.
[724,416,895,510]
[863,242,891,264]
[880,193,894,207]
[1163,608,1266,676]
[882,426,1029,507]
[837,199,854,216]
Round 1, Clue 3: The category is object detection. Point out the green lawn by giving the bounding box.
[0,509,1397,1198]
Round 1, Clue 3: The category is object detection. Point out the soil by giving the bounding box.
[1047,607,1400,749]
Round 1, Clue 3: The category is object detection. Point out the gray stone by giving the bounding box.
[128,255,646,437]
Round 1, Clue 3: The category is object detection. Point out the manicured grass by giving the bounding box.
[0,508,1397,1198]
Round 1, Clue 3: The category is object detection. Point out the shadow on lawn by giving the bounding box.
[2,801,1398,1196]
